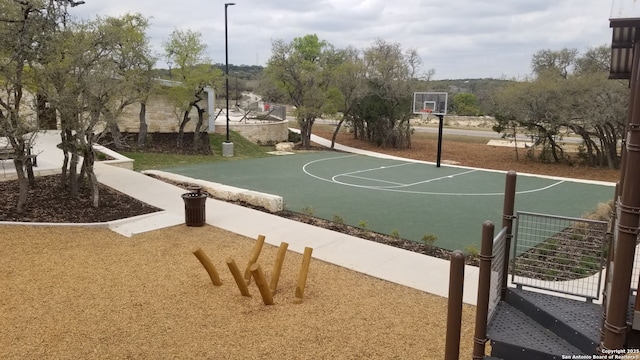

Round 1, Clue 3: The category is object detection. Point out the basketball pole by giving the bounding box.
[437,114,444,168]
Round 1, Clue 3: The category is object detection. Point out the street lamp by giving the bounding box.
[222,2,236,157]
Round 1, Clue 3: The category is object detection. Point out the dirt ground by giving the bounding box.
[0,225,476,359]
[312,126,620,183]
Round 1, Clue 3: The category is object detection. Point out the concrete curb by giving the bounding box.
[142,170,284,212]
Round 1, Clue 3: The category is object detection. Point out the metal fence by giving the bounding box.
[511,211,608,301]
[488,226,509,322]
[268,105,287,121]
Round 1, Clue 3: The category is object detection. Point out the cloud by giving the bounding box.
[67,0,614,79]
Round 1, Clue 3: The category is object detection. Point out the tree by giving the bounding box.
[264,34,340,149]
[95,14,156,150]
[35,13,156,206]
[0,0,66,213]
[164,29,221,151]
[328,46,366,148]
[351,39,424,149]
[531,48,578,79]
[452,93,480,116]
[492,46,627,168]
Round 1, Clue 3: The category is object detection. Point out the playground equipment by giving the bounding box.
[192,234,313,305]
[294,247,314,304]
[244,235,266,285]
[192,248,222,286]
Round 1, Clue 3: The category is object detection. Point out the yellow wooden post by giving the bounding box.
[294,247,313,304]
[250,263,274,305]
[244,235,266,284]
[270,242,289,294]
[192,248,222,286]
[226,258,251,297]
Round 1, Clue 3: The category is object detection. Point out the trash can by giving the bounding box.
[182,186,207,227]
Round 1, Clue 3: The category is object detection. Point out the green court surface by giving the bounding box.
[160,152,615,251]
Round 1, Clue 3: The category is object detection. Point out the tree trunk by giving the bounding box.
[69,149,79,197]
[193,107,205,151]
[177,110,190,149]
[12,158,28,214]
[109,122,125,150]
[330,118,346,149]
[60,130,71,185]
[299,117,315,149]
[137,102,148,148]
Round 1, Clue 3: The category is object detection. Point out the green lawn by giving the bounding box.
[122,131,274,171]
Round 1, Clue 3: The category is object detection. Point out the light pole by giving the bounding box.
[222,2,236,157]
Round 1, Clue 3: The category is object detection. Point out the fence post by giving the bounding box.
[444,250,465,360]
[472,221,495,360]
[500,171,517,301]
[600,182,619,345]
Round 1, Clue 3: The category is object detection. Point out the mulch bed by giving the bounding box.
[0,174,160,223]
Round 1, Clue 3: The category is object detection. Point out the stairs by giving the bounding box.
[486,287,601,359]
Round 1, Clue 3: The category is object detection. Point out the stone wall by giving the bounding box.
[116,94,288,144]
[118,94,205,133]
[214,121,289,145]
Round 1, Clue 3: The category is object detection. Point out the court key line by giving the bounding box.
[335,169,479,189]
[302,154,567,196]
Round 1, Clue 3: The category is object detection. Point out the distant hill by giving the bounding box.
[152,64,264,82]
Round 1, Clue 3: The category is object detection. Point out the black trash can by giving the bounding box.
[182,187,207,227]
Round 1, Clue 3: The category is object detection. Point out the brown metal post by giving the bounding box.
[600,182,620,344]
[603,32,640,351]
[444,250,465,360]
[500,171,517,301]
[473,221,495,360]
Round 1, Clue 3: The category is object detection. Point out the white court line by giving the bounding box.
[336,174,406,186]
[302,154,567,196]
[336,168,479,189]
[332,162,414,186]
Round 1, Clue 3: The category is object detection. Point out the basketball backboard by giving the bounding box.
[413,92,448,116]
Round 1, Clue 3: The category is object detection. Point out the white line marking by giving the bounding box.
[302,154,566,196]
[336,174,406,186]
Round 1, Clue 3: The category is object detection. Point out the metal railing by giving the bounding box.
[511,211,608,301]
[488,226,509,322]
[268,105,287,121]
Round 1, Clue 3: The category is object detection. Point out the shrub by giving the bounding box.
[464,245,479,258]
[288,130,301,143]
[332,214,345,225]
[421,233,438,248]
[357,220,368,230]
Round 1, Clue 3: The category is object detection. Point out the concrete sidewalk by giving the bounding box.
[1,131,480,305]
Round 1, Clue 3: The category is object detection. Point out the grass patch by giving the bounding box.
[123,131,273,171]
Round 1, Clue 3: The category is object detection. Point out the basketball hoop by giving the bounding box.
[421,109,433,114]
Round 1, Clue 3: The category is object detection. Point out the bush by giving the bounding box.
[288,130,301,143]
[421,233,438,248]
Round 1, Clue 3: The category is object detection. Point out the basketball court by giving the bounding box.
[159,151,615,252]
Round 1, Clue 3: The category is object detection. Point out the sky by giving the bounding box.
[69,0,614,80]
